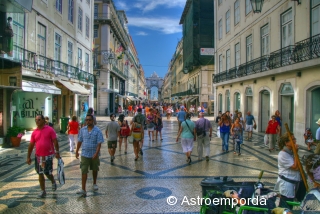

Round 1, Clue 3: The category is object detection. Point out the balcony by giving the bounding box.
[171,88,199,97]
[5,45,94,85]
[112,66,127,79]
[213,34,320,84]
[94,13,111,22]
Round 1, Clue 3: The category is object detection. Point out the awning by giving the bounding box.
[117,94,125,98]
[22,80,61,94]
[189,97,198,102]
[100,88,113,93]
[58,80,90,95]
[127,96,138,101]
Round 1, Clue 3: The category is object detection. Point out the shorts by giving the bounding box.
[108,141,117,149]
[132,132,142,141]
[245,125,253,132]
[80,156,100,174]
[181,138,194,153]
[35,155,54,175]
[148,127,154,131]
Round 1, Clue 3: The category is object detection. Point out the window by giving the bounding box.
[10,13,24,48]
[37,23,46,56]
[235,43,240,67]
[94,4,98,19]
[110,76,114,89]
[86,16,90,37]
[312,1,320,36]
[261,24,269,56]
[55,33,62,68]
[218,0,222,5]
[94,25,98,38]
[246,0,252,15]
[218,94,222,112]
[281,9,293,48]
[246,35,252,62]
[68,41,73,65]
[56,0,62,13]
[226,49,230,70]
[85,53,89,72]
[218,19,222,39]
[219,54,223,73]
[226,10,230,33]
[78,48,82,68]
[234,0,240,25]
[78,8,83,31]
[68,0,74,23]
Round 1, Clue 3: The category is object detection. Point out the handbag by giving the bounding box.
[196,120,207,137]
[57,158,65,185]
[264,134,269,145]
[127,135,134,144]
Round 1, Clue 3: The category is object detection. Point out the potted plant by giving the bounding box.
[6,126,25,147]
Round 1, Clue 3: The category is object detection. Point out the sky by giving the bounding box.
[114,0,186,80]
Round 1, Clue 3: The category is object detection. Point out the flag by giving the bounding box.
[130,64,134,68]
[117,52,124,59]
[116,45,123,53]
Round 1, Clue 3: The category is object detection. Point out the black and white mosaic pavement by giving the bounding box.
[0,116,311,213]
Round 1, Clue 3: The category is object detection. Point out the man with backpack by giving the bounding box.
[195,111,212,161]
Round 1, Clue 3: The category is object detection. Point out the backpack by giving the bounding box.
[133,114,143,132]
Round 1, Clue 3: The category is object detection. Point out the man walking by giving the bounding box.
[195,112,212,161]
[177,106,186,130]
[244,111,256,141]
[105,113,120,163]
[76,114,104,196]
[26,114,60,198]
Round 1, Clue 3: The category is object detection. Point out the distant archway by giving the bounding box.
[146,72,164,101]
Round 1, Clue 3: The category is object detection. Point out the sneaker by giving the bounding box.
[124,151,127,154]
[76,189,87,196]
[139,149,143,156]
[111,156,114,163]
[93,184,98,191]
[52,182,57,191]
[37,190,46,198]
[206,156,209,161]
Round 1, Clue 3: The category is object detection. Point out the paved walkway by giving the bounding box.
[0,116,311,213]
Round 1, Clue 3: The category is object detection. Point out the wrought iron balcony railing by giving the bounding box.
[10,45,94,84]
[213,33,320,84]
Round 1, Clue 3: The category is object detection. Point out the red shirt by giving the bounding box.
[30,125,57,156]
[68,121,79,134]
[128,105,132,111]
[267,120,279,134]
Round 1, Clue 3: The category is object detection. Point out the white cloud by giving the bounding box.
[128,16,182,34]
[136,31,148,36]
[116,0,185,12]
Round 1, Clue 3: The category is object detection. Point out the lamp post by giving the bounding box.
[250,0,264,13]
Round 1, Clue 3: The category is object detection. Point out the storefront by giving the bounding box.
[11,80,61,130]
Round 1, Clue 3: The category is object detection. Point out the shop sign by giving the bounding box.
[20,99,43,118]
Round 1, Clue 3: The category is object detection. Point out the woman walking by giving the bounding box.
[118,114,130,154]
[67,116,79,152]
[265,115,280,152]
[231,117,242,155]
[155,109,163,141]
[131,108,145,161]
[219,114,231,152]
[146,108,155,141]
[166,105,172,119]
[176,113,195,164]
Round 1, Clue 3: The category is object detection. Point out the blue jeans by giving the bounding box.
[220,132,230,151]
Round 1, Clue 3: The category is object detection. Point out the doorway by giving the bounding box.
[260,90,270,132]
[109,93,114,114]
[234,92,240,111]
[311,87,320,138]
[245,87,253,113]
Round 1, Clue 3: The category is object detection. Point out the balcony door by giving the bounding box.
[280,83,294,132]
[260,90,270,132]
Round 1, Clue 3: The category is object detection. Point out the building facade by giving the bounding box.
[93,0,146,115]
[214,0,320,144]
[0,0,94,136]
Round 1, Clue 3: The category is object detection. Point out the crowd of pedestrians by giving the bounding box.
[23,102,320,212]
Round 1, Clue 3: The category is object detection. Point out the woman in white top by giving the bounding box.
[274,132,301,204]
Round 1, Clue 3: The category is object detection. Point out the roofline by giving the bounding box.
[179,0,192,25]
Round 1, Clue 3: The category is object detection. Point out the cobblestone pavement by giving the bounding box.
[0,116,311,213]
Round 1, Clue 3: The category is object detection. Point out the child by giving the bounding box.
[304,128,315,151]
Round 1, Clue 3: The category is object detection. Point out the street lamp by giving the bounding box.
[250,0,264,13]
[102,49,117,65]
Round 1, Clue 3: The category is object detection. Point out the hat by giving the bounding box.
[316,119,320,125]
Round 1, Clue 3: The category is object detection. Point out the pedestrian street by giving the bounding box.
[0,116,312,213]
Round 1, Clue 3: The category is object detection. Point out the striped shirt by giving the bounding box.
[78,126,104,158]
